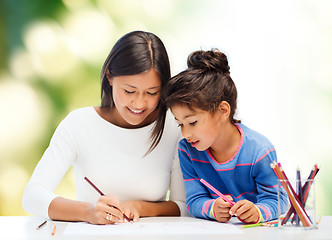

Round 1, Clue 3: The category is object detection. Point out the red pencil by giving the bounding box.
[84,177,132,223]
[282,164,319,224]
[271,162,312,227]
[36,220,47,230]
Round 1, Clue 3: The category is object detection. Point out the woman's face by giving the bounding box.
[109,68,161,128]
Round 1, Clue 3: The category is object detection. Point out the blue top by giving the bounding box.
[178,123,288,222]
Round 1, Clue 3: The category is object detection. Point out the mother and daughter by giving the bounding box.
[23,31,287,225]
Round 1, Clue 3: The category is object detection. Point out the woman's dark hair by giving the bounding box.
[100,31,171,154]
[163,49,240,123]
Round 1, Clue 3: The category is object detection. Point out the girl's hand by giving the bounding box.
[213,195,233,223]
[122,200,141,223]
[229,200,260,224]
[86,195,125,225]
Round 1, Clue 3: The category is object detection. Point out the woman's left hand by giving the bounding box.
[121,200,141,223]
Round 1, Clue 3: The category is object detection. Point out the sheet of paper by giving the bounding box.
[63,220,243,236]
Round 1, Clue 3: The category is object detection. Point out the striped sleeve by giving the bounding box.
[252,147,288,222]
[178,141,215,220]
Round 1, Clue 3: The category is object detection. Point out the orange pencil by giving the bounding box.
[51,225,56,236]
[271,162,311,227]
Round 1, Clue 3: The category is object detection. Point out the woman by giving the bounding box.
[22,31,186,224]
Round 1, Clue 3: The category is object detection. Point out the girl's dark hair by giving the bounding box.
[163,49,240,123]
[100,31,171,154]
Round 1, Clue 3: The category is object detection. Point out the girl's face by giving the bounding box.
[109,68,161,128]
[171,105,224,151]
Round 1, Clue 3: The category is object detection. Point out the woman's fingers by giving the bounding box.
[93,195,126,224]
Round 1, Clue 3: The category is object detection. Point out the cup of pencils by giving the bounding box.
[273,162,319,229]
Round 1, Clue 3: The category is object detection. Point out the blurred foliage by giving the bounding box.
[1,0,332,217]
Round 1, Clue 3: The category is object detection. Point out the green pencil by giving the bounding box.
[242,223,263,228]
[242,220,279,228]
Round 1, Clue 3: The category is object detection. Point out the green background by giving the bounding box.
[1,0,331,217]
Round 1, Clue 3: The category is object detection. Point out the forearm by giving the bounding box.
[187,197,215,219]
[128,200,180,217]
[48,197,91,222]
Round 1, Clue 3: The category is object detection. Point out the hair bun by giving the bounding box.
[187,49,230,74]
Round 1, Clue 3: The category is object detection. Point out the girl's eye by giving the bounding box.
[177,123,183,128]
[125,90,134,94]
[189,121,197,126]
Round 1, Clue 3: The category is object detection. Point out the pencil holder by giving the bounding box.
[277,179,316,229]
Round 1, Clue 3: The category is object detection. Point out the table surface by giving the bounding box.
[0,216,330,240]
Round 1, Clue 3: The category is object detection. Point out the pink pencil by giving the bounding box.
[200,178,234,206]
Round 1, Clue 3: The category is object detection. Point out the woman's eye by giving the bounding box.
[189,121,197,126]
[125,90,134,94]
[177,123,183,127]
[147,92,158,96]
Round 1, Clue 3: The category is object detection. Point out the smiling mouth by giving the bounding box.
[128,108,144,114]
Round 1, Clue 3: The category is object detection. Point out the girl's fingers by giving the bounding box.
[225,195,233,202]
[215,205,231,213]
[215,197,233,208]
[230,200,259,223]
[229,200,247,215]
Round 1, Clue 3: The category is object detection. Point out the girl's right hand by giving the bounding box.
[86,195,125,225]
[212,195,234,223]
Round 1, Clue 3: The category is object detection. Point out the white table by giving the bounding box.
[0,216,330,240]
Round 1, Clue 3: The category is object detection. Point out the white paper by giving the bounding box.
[63,220,243,236]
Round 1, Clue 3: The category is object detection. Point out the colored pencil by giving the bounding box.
[271,162,312,227]
[262,223,278,227]
[242,220,278,228]
[274,163,311,227]
[295,168,302,226]
[36,220,47,230]
[302,165,319,205]
[282,164,319,224]
[51,225,56,236]
[84,177,132,223]
[200,178,234,206]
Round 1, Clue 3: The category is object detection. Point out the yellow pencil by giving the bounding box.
[242,223,263,228]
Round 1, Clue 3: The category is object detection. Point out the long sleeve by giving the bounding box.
[22,107,187,219]
[178,141,215,219]
[176,123,288,222]
[22,120,77,218]
[168,140,188,216]
[252,147,288,222]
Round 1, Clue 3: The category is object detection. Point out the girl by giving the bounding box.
[22,31,186,224]
[163,49,287,224]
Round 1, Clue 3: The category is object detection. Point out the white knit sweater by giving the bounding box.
[22,107,186,218]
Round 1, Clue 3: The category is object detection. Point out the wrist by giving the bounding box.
[209,200,217,219]
[82,202,95,222]
[253,205,263,224]
[124,200,143,216]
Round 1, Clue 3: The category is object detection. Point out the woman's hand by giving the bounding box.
[229,200,260,224]
[86,195,125,225]
[122,200,142,223]
[212,195,233,223]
